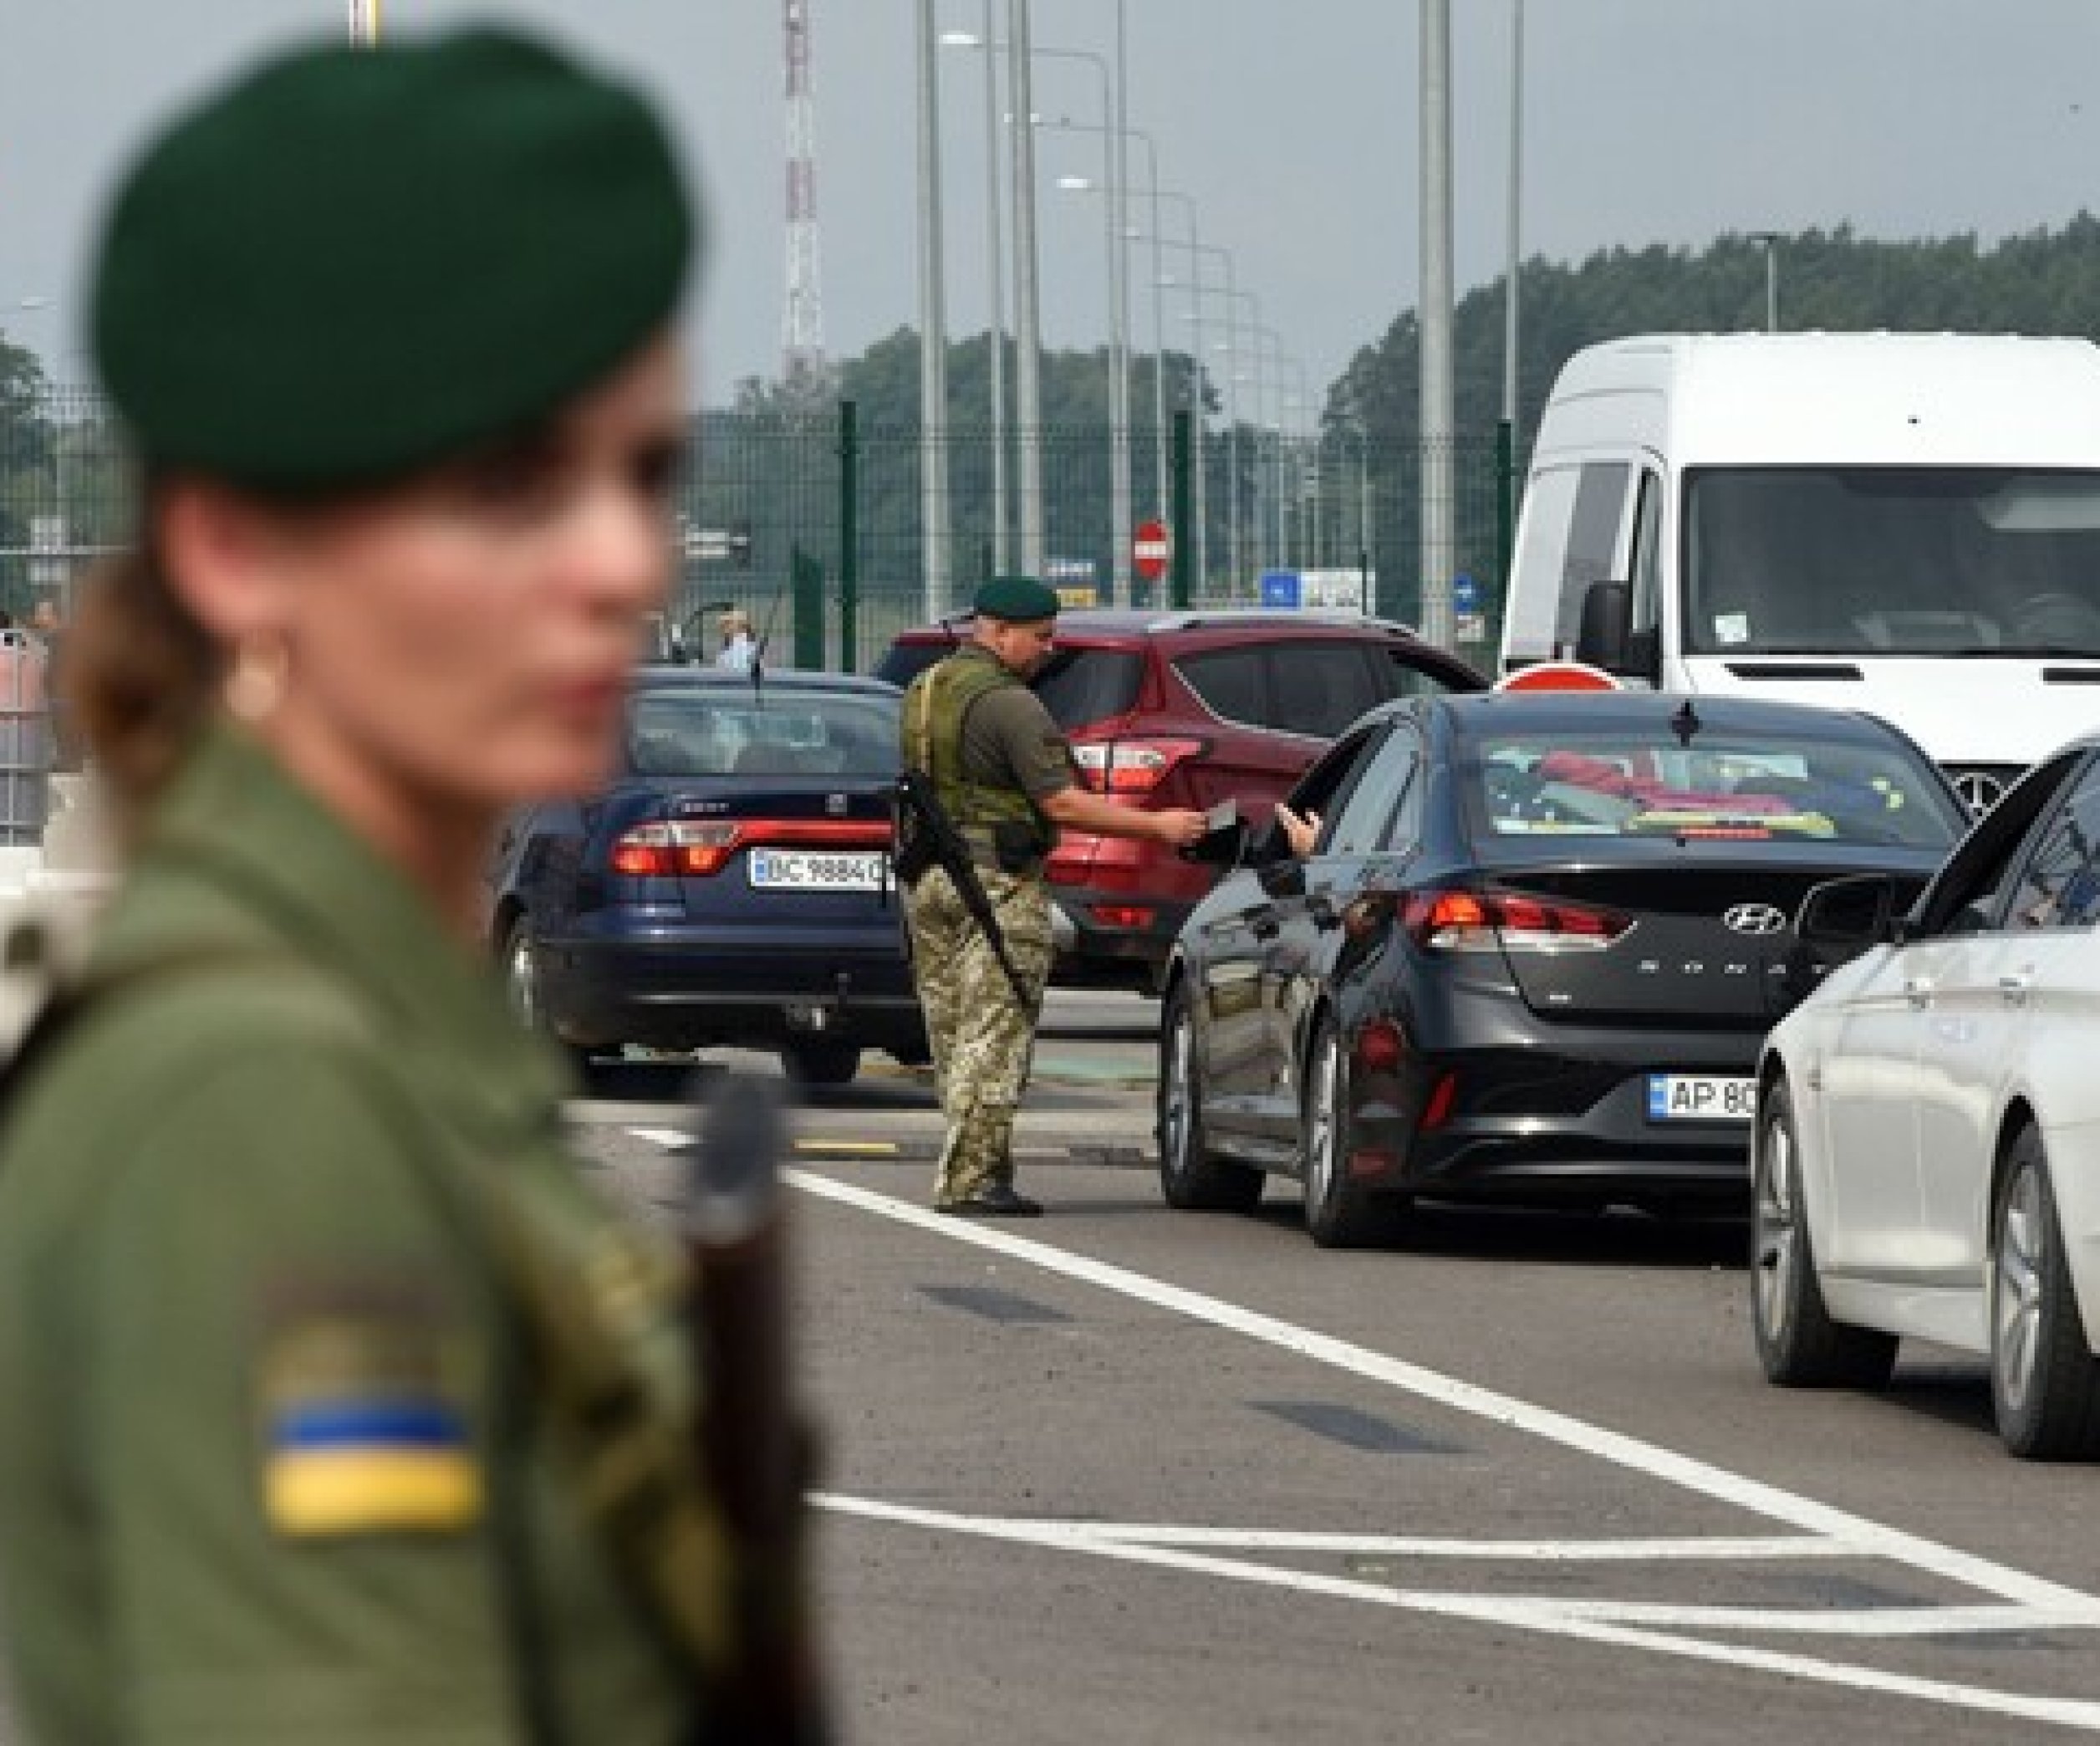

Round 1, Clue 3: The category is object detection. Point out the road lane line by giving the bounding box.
[968,1524,1856,1560]
[782,1166,2100,1616]
[817,1492,2100,1732]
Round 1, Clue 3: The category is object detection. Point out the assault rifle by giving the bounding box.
[685,1075,830,1746]
[891,768,1035,1010]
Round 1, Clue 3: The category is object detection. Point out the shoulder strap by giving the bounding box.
[0,941,290,1117]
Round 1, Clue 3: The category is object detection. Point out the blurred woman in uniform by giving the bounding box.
[0,29,753,1746]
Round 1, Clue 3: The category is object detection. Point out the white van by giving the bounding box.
[1501,332,2100,808]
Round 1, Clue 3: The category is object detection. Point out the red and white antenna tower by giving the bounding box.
[782,0,828,388]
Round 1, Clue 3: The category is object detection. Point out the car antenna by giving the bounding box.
[748,583,789,702]
[1670,699,1702,747]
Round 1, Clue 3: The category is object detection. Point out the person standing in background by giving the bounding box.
[716,608,757,671]
[898,575,1206,1216]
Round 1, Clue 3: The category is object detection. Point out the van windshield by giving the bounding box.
[1683,467,2100,657]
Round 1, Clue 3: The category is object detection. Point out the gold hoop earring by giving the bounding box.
[223,636,290,724]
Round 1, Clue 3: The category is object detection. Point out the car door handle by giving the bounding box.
[1904,976,1934,1008]
[1999,971,2033,1006]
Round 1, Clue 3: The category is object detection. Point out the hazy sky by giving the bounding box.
[7,3,2100,408]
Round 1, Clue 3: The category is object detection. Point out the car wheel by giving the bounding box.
[502,917,600,1081]
[1751,1080,1898,1388]
[1302,1018,1403,1249]
[1990,1127,2100,1460]
[782,1039,862,1086]
[1156,980,1262,1213]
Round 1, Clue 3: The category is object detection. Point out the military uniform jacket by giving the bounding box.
[0,727,701,1746]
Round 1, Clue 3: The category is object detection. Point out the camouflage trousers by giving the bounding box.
[902,865,1055,1206]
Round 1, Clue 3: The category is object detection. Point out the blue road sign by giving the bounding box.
[1451,572,1481,614]
[1260,570,1302,608]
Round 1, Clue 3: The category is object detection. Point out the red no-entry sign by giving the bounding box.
[1133,519,1172,582]
[1494,660,1623,694]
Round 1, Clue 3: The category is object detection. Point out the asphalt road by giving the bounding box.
[6,994,2092,1743]
[566,992,2100,1743]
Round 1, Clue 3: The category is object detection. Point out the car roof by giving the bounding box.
[888,608,1436,644]
[632,664,901,697]
[1409,690,1928,747]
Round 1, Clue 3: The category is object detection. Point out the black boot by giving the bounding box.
[938,1182,1044,1218]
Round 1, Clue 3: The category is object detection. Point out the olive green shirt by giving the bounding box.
[947,645,1078,802]
[0,728,696,1746]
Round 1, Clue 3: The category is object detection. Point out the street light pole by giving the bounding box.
[977,3,1008,572]
[1007,0,1046,576]
[1748,231,1781,331]
[1025,46,1124,602]
[1047,124,1168,528]
[347,0,380,43]
[1502,0,1523,432]
[915,0,952,619]
[1420,0,1457,649]
[1107,0,1133,605]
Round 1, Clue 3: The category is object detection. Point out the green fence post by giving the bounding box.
[837,398,859,671]
[1170,410,1193,610]
[790,544,826,670]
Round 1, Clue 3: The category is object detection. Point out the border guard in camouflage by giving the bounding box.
[897,578,1206,1217]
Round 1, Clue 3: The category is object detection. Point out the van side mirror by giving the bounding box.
[1797,873,1898,956]
[1576,580,1632,671]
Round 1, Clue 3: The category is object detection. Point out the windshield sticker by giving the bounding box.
[1714,612,1750,646]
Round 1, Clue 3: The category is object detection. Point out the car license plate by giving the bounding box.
[747,849,886,892]
[1645,1074,1756,1122]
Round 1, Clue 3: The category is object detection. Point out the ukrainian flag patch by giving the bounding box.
[258,1295,482,1539]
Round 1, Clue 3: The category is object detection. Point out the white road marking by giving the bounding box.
[623,1131,2100,1727]
[782,1164,2094,1615]
[819,1492,2100,1732]
[917,1522,1853,1560]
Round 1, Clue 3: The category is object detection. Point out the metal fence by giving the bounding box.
[686,406,1517,672]
[3,387,1519,672]
[0,385,130,623]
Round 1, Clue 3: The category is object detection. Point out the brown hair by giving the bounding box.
[64,541,222,828]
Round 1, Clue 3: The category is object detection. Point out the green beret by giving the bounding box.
[90,28,696,491]
[972,575,1062,622]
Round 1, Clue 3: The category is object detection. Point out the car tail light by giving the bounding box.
[1070,736,1207,795]
[610,818,889,878]
[1089,903,1155,930]
[1401,888,1632,952]
[1420,1070,1459,1131]
[1353,1017,1405,1072]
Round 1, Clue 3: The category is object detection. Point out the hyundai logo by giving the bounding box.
[1722,903,1788,937]
[1953,770,2007,814]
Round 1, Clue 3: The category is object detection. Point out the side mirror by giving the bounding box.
[1575,580,1632,671]
[1797,873,1898,955]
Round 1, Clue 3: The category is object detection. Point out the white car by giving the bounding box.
[1753,739,2100,1459]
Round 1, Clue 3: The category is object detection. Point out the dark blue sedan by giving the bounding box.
[491,667,926,1085]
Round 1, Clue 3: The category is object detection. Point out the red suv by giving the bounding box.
[875,610,1487,992]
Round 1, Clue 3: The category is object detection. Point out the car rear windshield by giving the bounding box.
[874,639,1142,731]
[627,687,900,778]
[1467,725,1967,849]
[874,640,947,688]
[1031,647,1143,728]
